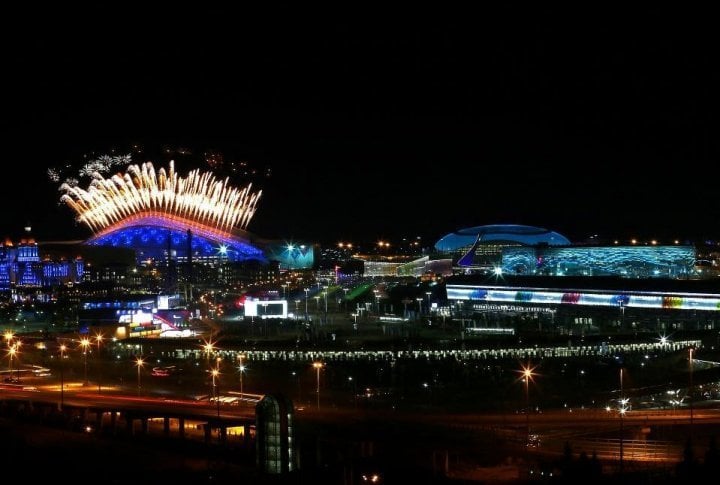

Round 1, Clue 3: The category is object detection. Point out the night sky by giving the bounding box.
[3,9,719,247]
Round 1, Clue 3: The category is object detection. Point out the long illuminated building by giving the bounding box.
[447,275,720,313]
[60,161,266,264]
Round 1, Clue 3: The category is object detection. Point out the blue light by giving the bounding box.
[88,225,265,264]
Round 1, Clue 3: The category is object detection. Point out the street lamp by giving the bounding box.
[8,344,17,381]
[135,357,144,395]
[689,347,694,438]
[313,362,323,409]
[94,332,104,393]
[426,291,432,313]
[619,367,625,474]
[237,354,245,402]
[282,283,288,300]
[80,337,90,386]
[348,376,357,409]
[59,344,66,411]
[304,288,309,319]
[212,364,220,417]
[520,363,536,447]
[202,339,216,365]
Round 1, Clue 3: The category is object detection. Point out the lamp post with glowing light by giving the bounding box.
[59,344,66,410]
[313,362,323,409]
[94,332,104,393]
[135,357,144,395]
[8,344,17,381]
[237,354,245,402]
[520,363,535,447]
[80,337,90,386]
[212,365,220,417]
[202,340,215,365]
[425,291,432,314]
[619,367,625,474]
[304,288,309,320]
[689,347,694,439]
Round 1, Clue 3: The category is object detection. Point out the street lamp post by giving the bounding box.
[313,362,323,409]
[59,344,66,411]
[348,376,357,409]
[80,337,90,386]
[524,369,531,444]
[689,347,694,439]
[202,340,215,365]
[304,288,309,320]
[212,362,220,417]
[426,291,432,314]
[237,354,245,402]
[94,332,104,393]
[8,345,16,381]
[619,367,625,474]
[135,357,144,395]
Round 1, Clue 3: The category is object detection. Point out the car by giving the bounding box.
[3,377,20,384]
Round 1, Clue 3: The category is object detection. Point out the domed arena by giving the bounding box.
[435,224,570,269]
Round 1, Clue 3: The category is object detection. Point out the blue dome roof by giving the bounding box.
[435,224,571,252]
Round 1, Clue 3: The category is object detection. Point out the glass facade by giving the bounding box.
[256,394,295,474]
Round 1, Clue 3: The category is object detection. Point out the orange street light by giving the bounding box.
[79,337,91,386]
[135,357,144,395]
[313,362,324,409]
[94,332,104,392]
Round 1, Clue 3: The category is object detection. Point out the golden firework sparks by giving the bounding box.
[60,161,262,234]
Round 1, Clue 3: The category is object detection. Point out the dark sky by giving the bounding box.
[3,9,720,247]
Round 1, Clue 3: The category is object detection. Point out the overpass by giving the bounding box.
[0,387,257,447]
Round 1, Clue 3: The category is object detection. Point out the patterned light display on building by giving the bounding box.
[447,284,720,312]
[501,245,696,278]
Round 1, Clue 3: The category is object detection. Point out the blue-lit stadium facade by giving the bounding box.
[0,236,83,291]
[87,224,266,265]
[501,245,696,278]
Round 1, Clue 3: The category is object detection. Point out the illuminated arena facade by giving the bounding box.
[435,224,571,269]
[61,161,266,265]
[501,245,696,278]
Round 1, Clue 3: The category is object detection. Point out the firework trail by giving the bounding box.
[60,160,262,234]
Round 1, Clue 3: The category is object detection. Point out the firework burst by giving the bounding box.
[60,161,262,234]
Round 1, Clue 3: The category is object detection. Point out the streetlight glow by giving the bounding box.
[518,362,537,448]
[135,357,144,395]
[80,337,91,386]
[313,362,324,409]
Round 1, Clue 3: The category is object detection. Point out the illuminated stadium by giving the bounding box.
[435,224,571,269]
[60,161,267,264]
